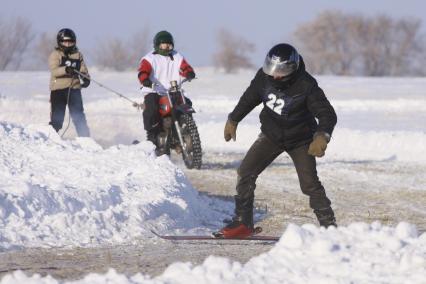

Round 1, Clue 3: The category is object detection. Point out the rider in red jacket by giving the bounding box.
[138,30,195,155]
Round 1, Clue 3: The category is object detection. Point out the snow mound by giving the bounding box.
[242,222,425,283]
[2,222,425,283]
[0,122,224,251]
[199,123,426,163]
[328,128,426,163]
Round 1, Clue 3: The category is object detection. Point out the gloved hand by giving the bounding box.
[308,132,330,157]
[81,78,90,88]
[186,71,196,81]
[142,78,153,88]
[65,66,77,75]
[224,118,238,141]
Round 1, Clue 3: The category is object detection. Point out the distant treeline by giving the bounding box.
[294,10,425,76]
[1,10,425,76]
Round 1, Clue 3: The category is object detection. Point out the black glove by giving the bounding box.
[186,71,196,81]
[81,78,90,88]
[65,66,77,75]
[142,78,153,88]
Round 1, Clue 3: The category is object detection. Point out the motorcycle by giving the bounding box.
[145,79,202,169]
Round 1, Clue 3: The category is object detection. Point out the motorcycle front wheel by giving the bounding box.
[179,114,202,169]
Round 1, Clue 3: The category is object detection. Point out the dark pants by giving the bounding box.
[143,92,193,132]
[143,93,161,131]
[236,133,331,214]
[49,88,90,137]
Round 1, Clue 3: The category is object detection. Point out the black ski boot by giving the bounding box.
[314,207,337,228]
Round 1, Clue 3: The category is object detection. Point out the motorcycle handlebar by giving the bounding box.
[139,77,196,91]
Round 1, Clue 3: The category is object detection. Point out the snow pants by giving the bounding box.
[143,93,161,132]
[235,133,331,213]
[49,88,90,137]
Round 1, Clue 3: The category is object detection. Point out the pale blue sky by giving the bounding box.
[2,0,425,66]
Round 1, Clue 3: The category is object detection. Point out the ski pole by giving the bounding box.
[73,69,144,109]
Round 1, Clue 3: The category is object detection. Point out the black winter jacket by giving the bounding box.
[229,58,337,150]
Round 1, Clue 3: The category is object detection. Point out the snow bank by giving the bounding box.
[328,128,426,163]
[195,97,426,115]
[0,122,225,250]
[1,70,426,149]
[1,222,425,284]
[332,98,426,112]
[1,71,425,283]
[198,122,426,163]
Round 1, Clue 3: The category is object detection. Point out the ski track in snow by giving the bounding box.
[0,69,425,283]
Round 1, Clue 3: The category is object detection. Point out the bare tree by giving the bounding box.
[94,38,131,71]
[359,15,394,76]
[0,16,35,70]
[294,11,362,75]
[409,31,426,76]
[32,32,56,70]
[388,18,423,76]
[213,28,255,73]
[357,15,425,76]
[293,10,425,76]
[93,28,150,71]
[129,27,151,67]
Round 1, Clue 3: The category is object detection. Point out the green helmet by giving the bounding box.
[153,31,174,55]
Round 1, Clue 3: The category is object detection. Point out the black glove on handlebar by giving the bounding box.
[142,78,153,88]
[186,71,196,81]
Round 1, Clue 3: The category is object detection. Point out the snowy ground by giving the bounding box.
[0,68,425,283]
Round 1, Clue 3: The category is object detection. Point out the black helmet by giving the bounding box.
[57,28,76,53]
[153,30,174,55]
[263,44,300,80]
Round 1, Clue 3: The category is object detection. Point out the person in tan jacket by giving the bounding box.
[48,28,91,137]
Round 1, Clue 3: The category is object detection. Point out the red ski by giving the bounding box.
[150,229,280,242]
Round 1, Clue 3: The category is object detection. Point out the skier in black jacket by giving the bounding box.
[220,43,337,238]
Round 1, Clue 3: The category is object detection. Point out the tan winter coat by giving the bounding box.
[48,48,90,91]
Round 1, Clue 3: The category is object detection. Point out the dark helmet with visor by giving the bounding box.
[57,28,77,53]
[153,31,174,55]
[263,43,300,80]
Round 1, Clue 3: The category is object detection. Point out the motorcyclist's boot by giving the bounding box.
[155,131,169,156]
[146,129,158,145]
[147,128,167,156]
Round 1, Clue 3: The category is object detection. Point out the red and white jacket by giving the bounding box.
[138,50,194,94]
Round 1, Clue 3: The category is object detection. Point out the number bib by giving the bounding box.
[263,90,295,116]
[60,56,81,70]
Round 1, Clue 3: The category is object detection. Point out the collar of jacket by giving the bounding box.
[55,46,79,55]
